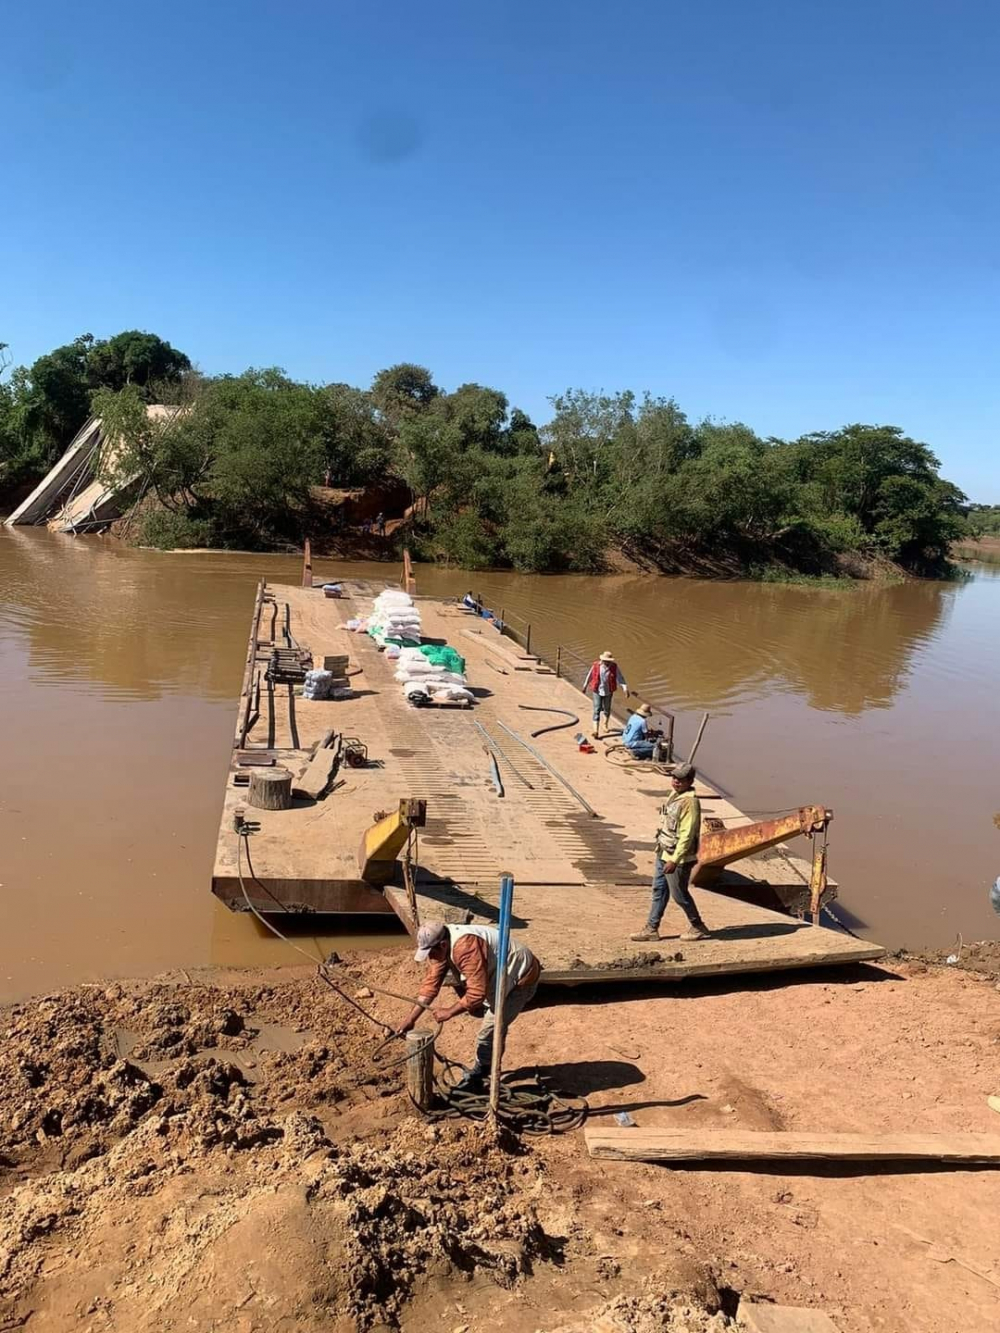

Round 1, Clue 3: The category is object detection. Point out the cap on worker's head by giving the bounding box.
[672,762,696,785]
[414,921,447,961]
[599,650,615,662]
[636,703,653,718]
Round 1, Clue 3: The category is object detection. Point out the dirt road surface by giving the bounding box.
[2,950,998,1332]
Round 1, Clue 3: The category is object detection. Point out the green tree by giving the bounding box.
[85,330,191,396]
[371,363,439,428]
[318,383,393,486]
[21,335,95,453]
[194,369,326,541]
[6,330,193,481]
[441,383,509,451]
[795,424,966,569]
[91,386,200,510]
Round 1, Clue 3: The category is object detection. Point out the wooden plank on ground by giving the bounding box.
[738,1304,841,1333]
[584,1128,1000,1165]
[291,746,339,800]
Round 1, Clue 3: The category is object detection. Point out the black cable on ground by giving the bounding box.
[423,1052,588,1135]
[517,705,579,738]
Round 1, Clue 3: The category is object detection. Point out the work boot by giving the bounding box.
[680,925,710,941]
[630,927,659,942]
[452,1069,485,1096]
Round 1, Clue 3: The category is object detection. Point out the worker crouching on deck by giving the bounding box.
[622,702,666,760]
[396,922,542,1094]
[584,650,629,738]
[631,763,712,943]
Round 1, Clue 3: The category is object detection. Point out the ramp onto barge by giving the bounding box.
[212,581,884,985]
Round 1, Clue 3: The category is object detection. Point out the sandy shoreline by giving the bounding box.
[3,947,999,1332]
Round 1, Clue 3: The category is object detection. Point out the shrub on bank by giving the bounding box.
[138,509,215,550]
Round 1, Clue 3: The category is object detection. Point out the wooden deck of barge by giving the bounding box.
[211,580,884,985]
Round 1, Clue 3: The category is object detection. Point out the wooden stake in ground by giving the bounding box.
[248,767,293,811]
[405,1031,434,1111]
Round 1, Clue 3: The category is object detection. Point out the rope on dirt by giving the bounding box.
[516,705,579,738]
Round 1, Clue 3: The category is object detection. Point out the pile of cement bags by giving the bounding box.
[394,646,473,705]
[367,590,422,647]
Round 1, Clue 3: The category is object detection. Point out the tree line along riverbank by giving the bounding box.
[1,330,972,578]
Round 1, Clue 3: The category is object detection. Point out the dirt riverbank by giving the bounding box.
[3,949,999,1332]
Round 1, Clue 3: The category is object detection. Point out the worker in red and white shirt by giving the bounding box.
[396,921,541,1093]
[583,650,629,738]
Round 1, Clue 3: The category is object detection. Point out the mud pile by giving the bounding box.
[0,975,395,1174]
[0,975,556,1331]
[548,1271,733,1333]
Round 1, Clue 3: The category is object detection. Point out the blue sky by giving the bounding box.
[3,1,999,497]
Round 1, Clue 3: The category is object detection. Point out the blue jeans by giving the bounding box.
[648,855,706,931]
[592,691,612,724]
[472,974,539,1077]
[627,740,657,760]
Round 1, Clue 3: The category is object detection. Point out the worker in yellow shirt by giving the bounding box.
[631,763,711,942]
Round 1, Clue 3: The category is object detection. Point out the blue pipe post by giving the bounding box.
[489,871,515,1116]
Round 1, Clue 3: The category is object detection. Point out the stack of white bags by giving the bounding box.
[394,648,473,705]
[302,668,333,701]
[367,590,422,646]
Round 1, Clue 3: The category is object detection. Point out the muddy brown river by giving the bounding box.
[2,526,997,1000]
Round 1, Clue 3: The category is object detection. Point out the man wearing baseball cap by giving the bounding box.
[631,763,711,942]
[396,921,542,1093]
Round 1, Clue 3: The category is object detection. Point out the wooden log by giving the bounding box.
[405,1031,434,1111]
[248,767,293,811]
[584,1128,1000,1165]
[738,1305,841,1333]
[292,745,340,801]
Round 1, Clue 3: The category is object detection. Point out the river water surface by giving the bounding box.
[2,527,997,1000]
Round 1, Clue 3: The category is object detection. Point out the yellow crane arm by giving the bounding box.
[692,805,833,923]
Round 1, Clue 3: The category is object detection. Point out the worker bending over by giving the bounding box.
[622,702,665,760]
[584,650,629,738]
[397,921,542,1094]
[631,762,711,942]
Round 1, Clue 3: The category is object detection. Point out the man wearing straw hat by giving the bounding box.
[621,702,665,760]
[583,650,629,739]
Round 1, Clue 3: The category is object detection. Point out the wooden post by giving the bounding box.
[406,1031,434,1111]
[686,712,710,766]
[488,872,515,1118]
[403,548,416,595]
[302,538,312,588]
[248,767,293,810]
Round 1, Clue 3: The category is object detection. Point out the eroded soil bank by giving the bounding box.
[3,949,999,1332]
